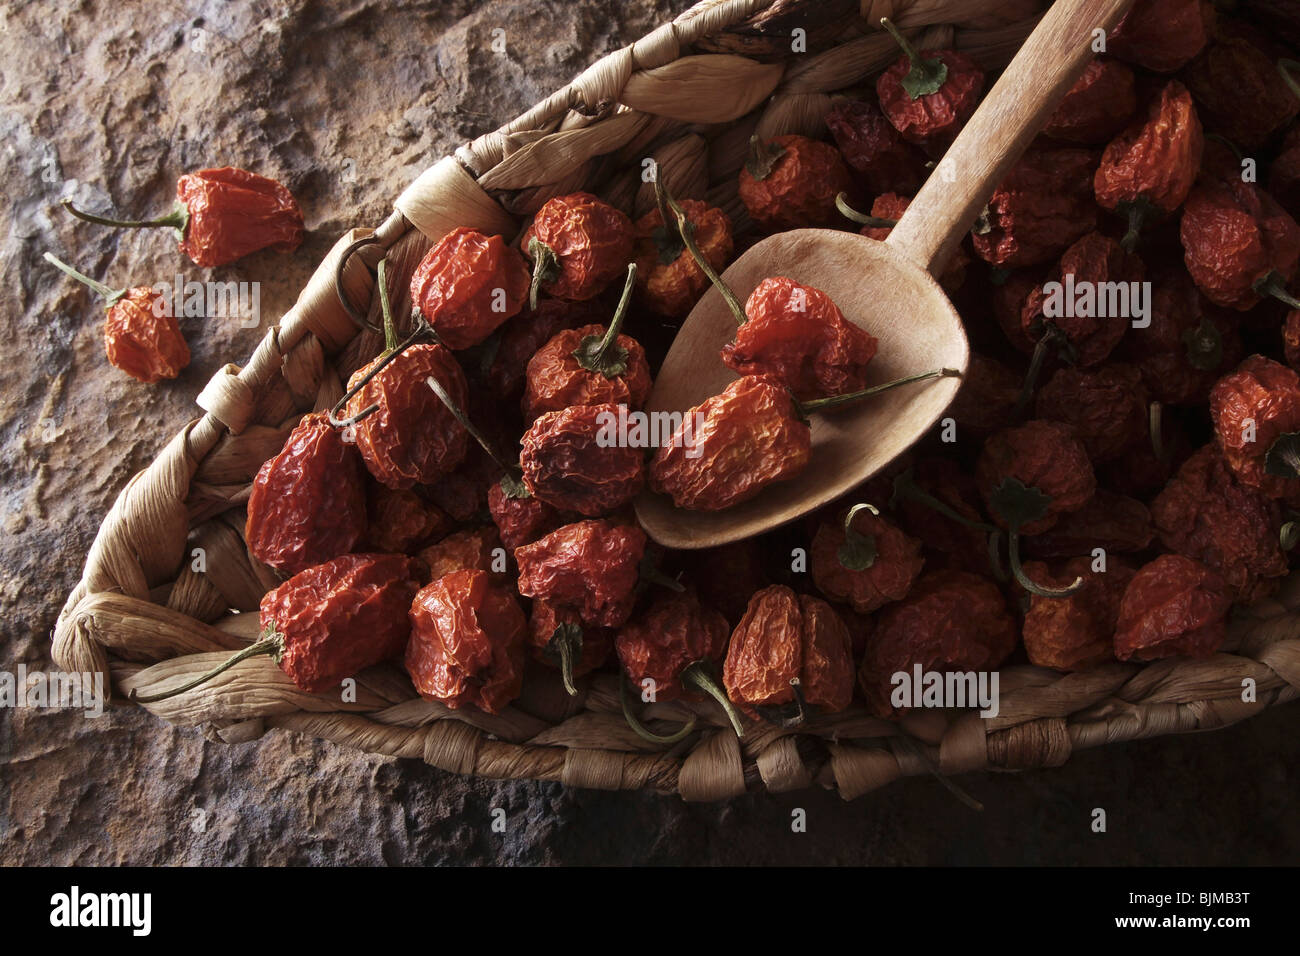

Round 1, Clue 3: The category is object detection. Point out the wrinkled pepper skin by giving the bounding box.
[515,519,647,628]
[1042,59,1138,145]
[260,553,424,693]
[1210,354,1300,500]
[409,227,530,349]
[857,570,1016,718]
[417,526,503,581]
[1183,35,1300,150]
[1022,490,1154,559]
[104,288,190,383]
[876,48,984,151]
[522,192,634,302]
[723,586,854,715]
[1108,0,1213,73]
[1034,364,1148,463]
[615,588,730,702]
[1094,80,1203,223]
[1151,444,1287,602]
[633,199,734,319]
[1180,179,1300,310]
[346,342,469,489]
[976,420,1097,535]
[520,403,646,516]
[722,277,878,400]
[405,568,527,714]
[649,374,811,512]
[738,134,853,231]
[858,192,968,290]
[365,485,449,554]
[247,412,367,575]
[484,298,603,398]
[1021,556,1133,671]
[811,508,924,614]
[176,167,304,267]
[825,98,926,196]
[971,148,1100,268]
[1114,554,1230,661]
[488,479,565,553]
[528,599,614,678]
[523,324,652,422]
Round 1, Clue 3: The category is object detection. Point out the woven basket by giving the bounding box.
[53,0,1300,801]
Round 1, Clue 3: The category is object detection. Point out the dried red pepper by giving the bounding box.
[890,460,991,570]
[522,192,634,307]
[1210,353,1300,500]
[841,191,968,291]
[417,526,503,581]
[723,585,854,724]
[1182,36,1300,151]
[365,485,449,554]
[1042,59,1138,145]
[738,133,853,232]
[971,148,1100,268]
[650,369,958,511]
[1021,556,1133,671]
[488,478,565,553]
[1021,489,1154,559]
[1180,177,1300,311]
[615,587,740,738]
[682,542,770,627]
[62,166,303,268]
[519,403,646,516]
[1151,443,1287,601]
[522,265,652,421]
[484,297,604,398]
[44,254,190,384]
[528,599,613,696]
[1094,80,1204,251]
[947,353,1021,434]
[632,197,734,319]
[1114,554,1230,661]
[134,553,423,701]
[409,226,531,350]
[245,412,366,574]
[516,519,646,628]
[1285,309,1300,371]
[1270,129,1300,221]
[406,568,527,714]
[1034,364,1148,463]
[875,18,985,152]
[811,503,924,614]
[976,420,1097,597]
[857,570,1016,719]
[1108,0,1214,74]
[824,97,926,196]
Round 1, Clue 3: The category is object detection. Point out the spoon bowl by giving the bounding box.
[634,0,1136,549]
[635,229,967,548]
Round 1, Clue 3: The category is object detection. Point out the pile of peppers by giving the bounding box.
[105,3,1300,742]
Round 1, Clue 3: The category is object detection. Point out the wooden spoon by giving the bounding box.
[635,0,1135,549]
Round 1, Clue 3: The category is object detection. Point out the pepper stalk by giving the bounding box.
[620,674,699,744]
[836,503,880,571]
[42,252,128,308]
[61,197,190,242]
[879,17,949,99]
[571,262,636,379]
[835,192,900,230]
[657,176,748,325]
[131,631,286,703]
[987,477,1084,598]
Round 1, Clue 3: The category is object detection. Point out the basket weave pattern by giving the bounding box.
[52,0,1300,800]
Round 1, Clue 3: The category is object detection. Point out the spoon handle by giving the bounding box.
[885,0,1136,277]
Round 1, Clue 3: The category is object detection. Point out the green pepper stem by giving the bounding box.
[1121,203,1147,254]
[61,197,189,239]
[1281,521,1300,551]
[893,469,997,533]
[656,176,747,326]
[1149,401,1167,465]
[593,262,636,367]
[1014,326,1062,417]
[880,17,924,70]
[1280,59,1300,103]
[1256,271,1300,310]
[131,635,283,704]
[681,661,745,738]
[527,237,560,310]
[893,734,984,812]
[835,192,899,229]
[551,626,580,697]
[42,252,125,305]
[796,367,961,415]
[1009,529,1083,598]
[986,530,1009,583]
[620,674,699,744]
[377,258,399,354]
[843,502,879,536]
[425,374,522,480]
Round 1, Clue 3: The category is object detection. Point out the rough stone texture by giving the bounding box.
[0,0,1296,866]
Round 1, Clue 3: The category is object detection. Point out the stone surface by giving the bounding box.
[0,0,1296,866]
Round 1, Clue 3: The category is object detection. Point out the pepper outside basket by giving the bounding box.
[53,0,1300,800]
